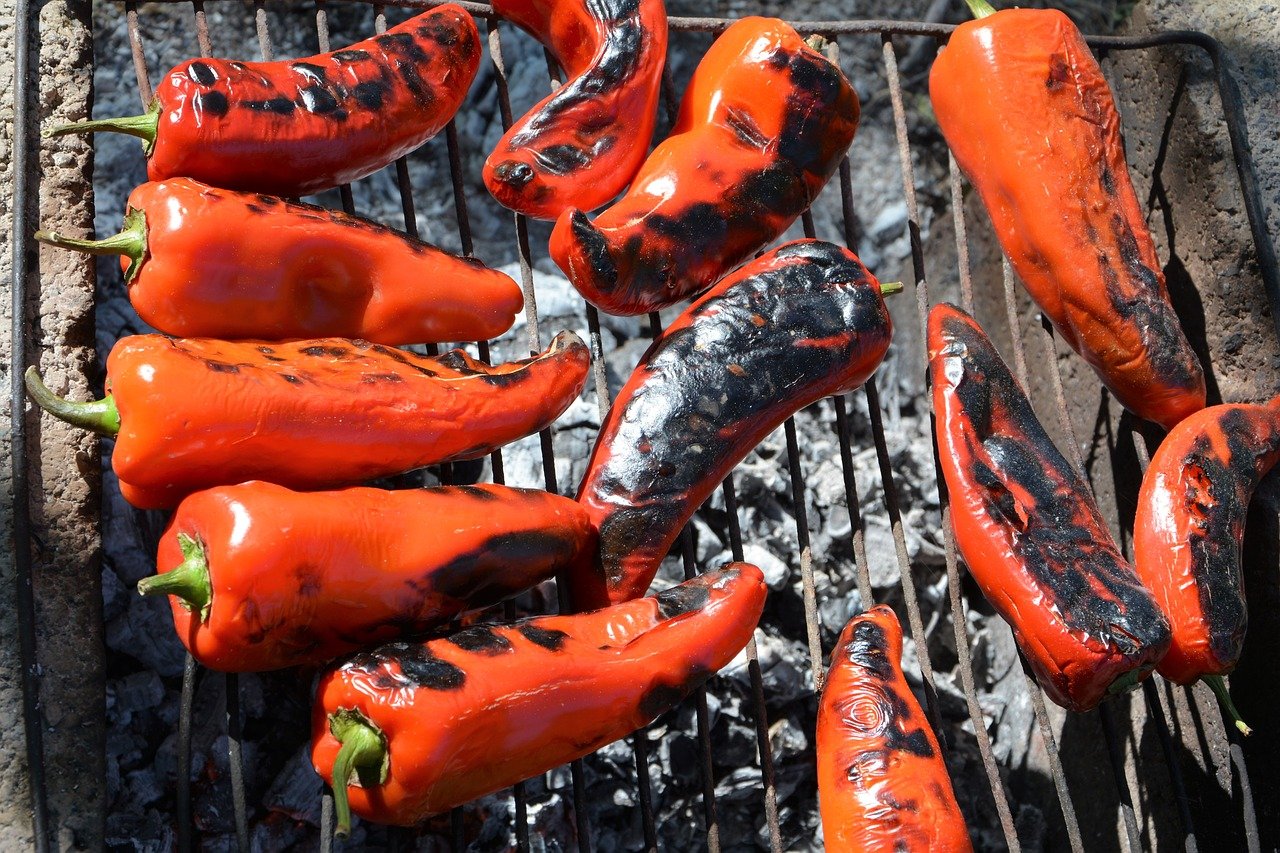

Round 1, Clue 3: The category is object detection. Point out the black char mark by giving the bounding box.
[425,530,578,608]
[448,626,513,655]
[638,665,710,719]
[244,97,296,115]
[346,641,465,690]
[846,621,894,681]
[188,61,218,85]
[518,624,569,651]
[196,91,229,118]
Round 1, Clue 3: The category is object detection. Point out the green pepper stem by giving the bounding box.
[136,533,212,619]
[878,281,905,296]
[329,710,389,839]
[36,208,148,285]
[963,0,998,18]
[1205,675,1253,736]
[45,101,160,155]
[24,367,120,437]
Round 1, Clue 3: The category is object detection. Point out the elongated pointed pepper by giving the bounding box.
[1133,396,1280,732]
[929,1,1204,430]
[549,17,858,315]
[25,332,589,509]
[47,5,480,196]
[484,0,667,219]
[35,178,522,345]
[311,562,767,834]
[818,606,972,853]
[929,303,1170,711]
[572,240,894,608]
[137,482,595,672]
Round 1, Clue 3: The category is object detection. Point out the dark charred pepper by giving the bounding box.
[311,562,766,834]
[137,482,595,672]
[549,17,858,315]
[48,6,480,196]
[36,178,522,345]
[929,0,1205,430]
[1133,396,1280,732]
[929,303,1170,711]
[818,606,972,853]
[484,0,667,219]
[25,332,589,509]
[572,240,894,608]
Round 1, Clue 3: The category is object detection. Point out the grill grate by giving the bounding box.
[11,1,1279,850]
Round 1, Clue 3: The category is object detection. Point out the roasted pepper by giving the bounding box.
[484,0,667,219]
[929,303,1170,711]
[818,606,972,853]
[573,240,894,608]
[49,6,480,196]
[311,562,766,834]
[929,0,1204,430]
[549,17,858,315]
[25,332,588,509]
[36,178,522,345]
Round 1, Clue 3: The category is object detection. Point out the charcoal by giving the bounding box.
[262,747,324,825]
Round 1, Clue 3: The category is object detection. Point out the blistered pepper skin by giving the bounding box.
[929,303,1170,712]
[1134,398,1280,684]
[573,241,891,608]
[105,332,588,508]
[483,0,667,219]
[930,9,1204,430]
[311,562,766,825]
[549,17,858,315]
[818,606,972,853]
[150,482,594,672]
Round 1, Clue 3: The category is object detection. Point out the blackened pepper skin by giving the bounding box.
[929,303,1170,712]
[573,240,892,608]
[549,16,858,315]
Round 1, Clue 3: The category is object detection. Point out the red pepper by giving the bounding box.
[1133,396,1280,732]
[572,240,894,608]
[25,333,588,509]
[484,0,667,219]
[549,17,858,315]
[929,0,1205,430]
[818,606,972,852]
[35,178,522,345]
[311,562,766,834]
[136,482,594,672]
[929,303,1170,711]
[48,6,480,196]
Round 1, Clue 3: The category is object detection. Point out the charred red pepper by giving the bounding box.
[929,303,1170,711]
[49,6,480,196]
[25,332,589,509]
[311,562,766,834]
[572,240,894,608]
[818,606,972,853]
[484,0,667,219]
[549,17,858,315]
[1133,396,1280,731]
[929,0,1205,430]
[36,178,522,345]
[137,482,594,672]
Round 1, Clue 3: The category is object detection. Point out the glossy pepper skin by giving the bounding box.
[311,562,766,832]
[51,6,479,196]
[549,17,858,315]
[26,332,588,509]
[139,482,595,672]
[573,240,892,608]
[36,178,522,345]
[818,606,972,853]
[929,6,1204,430]
[1134,397,1280,687]
[929,303,1170,711]
[483,0,667,219]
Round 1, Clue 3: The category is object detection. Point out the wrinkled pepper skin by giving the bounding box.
[549,17,858,315]
[929,303,1170,711]
[102,332,587,508]
[42,178,522,344]
[930,8,1204,430]
[573,241,892,608]
[818,606,972,853]
[484,0,667,219]
[311,562,766,827]
[1134,397,1280,685]
[147,482,595,672]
